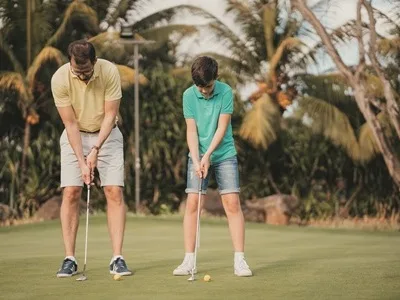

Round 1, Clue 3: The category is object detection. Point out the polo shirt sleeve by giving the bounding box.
[221,89,233,114]
[51,73,71,107]
[183,91,194,119]
[105,64,122,101]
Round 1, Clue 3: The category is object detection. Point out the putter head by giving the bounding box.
[187,268,196,281]
[76,275,87,281]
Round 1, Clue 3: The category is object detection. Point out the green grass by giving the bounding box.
[0,215,399,300]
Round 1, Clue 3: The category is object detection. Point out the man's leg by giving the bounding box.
[103,185,132,276]
[60,187,82,256]
[57,186,82,277]
[104,186,125,256]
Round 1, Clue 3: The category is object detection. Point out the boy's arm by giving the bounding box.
[186,118,203,178]
[201,114,231,177]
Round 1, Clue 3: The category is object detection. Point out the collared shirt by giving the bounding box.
[51,59,122,132]
[183,80,237,163]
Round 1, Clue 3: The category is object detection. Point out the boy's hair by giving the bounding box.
[191,56,218,87]
[67,40,96,64]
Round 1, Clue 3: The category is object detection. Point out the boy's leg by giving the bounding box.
[220,193,244,252]
[215,156,252,277]
[173,157,208,276]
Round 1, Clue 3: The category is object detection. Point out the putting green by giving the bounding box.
[0,215,399,300]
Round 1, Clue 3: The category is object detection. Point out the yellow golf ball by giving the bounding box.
[113,274,122,281]
[203,274,211,282]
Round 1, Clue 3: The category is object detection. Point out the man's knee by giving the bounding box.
[104,186,123,204]
[62,187,82,203]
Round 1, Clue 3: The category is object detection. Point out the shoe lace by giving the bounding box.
[115,258,128,270]
[61,259,75,271]
[236,258,250,270]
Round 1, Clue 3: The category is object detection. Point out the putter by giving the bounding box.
[76,184,91,281]
[188,177,203,282]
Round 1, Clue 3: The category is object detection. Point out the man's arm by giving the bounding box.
[57,105,91,184]
[93,100,120,149]
[86,100,120,170]
[186,118,203,178]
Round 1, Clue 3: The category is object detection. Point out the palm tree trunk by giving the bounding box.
[354,86,400,187]
[21,120,31,184]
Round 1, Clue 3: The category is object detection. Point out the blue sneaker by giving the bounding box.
[109,257,132,276]
[56,258,78,278]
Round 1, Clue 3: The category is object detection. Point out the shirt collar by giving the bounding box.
[192,80,222,100]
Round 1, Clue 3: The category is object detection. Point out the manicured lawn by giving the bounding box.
[0,215,399,300]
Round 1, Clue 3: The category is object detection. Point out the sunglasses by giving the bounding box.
[70,66,94,80]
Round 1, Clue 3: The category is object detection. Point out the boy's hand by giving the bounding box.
[200,154,211,178]
[193,159,203,178]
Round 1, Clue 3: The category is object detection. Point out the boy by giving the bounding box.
[173,56,252,277]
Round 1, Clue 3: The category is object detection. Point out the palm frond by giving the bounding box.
[268,37,302,78]
[45,1,99,47]
[139,24,198,47]
[377,37,400,56]
[239,93,281,149]
[0,32,24,74]
[26,47,66,90]
[297,96,361,160]
[132,4,217,33]
[101,0,135,30]
[359,112,392,161]
[116,64,148,89]
[0,72,30,106]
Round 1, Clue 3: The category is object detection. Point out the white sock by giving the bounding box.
[184,252,195,261]
[110,255,123,265]
[234,252,245,263]
[65,256,77,263]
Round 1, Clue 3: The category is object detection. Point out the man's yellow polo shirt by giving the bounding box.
[51,58,122,132]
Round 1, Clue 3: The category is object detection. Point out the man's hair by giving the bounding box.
[191,56,218,87]
[67,40,96,64]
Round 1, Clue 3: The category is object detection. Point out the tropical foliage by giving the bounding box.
[0,0,399,223]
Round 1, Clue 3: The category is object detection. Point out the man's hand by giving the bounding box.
[86,148,98,179]
[200,154,211,178]
[80,162,92,185]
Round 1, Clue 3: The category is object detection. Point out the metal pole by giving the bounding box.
[134,44,140,213]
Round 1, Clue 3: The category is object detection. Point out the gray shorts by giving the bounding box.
[60,127,124,187]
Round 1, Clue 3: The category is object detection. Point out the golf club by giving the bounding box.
[76,184,90,281]
[188,176,203,282]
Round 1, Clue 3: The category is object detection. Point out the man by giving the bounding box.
[51,40,132,278]
[173,56,253,277]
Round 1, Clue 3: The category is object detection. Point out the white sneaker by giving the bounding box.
[234,257,253,277]
[173,257,197,276]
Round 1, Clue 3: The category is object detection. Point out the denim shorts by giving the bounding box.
[185,155,240,195]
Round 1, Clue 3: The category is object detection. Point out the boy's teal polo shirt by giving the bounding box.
[183,80,237,163]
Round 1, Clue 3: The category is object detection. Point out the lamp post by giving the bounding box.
[119,26,155,213]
